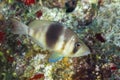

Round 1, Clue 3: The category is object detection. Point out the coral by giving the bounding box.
[52,57,73,80]
[96,1,120,47]
[72,55,112,80]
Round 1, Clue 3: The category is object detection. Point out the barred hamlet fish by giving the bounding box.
[11,19,90,62]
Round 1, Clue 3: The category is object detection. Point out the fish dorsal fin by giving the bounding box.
[49,52,63,63]
[28,20,55,29]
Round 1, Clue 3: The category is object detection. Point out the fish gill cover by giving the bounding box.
[0,0,120,80]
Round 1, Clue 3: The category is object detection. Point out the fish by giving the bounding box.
[11,18,90,62]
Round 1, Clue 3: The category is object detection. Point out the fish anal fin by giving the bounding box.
[49,52,63,63]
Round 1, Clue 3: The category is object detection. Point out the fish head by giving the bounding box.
[71,40,90,57]
[63,32,90,57]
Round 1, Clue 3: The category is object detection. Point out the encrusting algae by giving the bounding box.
[52,57,74,80]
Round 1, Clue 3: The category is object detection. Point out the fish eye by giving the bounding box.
[73,42,81,53]
[75,42,81,48]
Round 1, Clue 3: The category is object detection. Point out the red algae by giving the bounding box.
[0,31,5,43]
[29,73,44,80]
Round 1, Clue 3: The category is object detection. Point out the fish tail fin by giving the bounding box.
[10,18,29,35]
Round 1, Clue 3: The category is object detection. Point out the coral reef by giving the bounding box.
[0,0,120,80]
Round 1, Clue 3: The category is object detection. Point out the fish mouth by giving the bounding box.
[70,50,90,57]
[83,51,90,56]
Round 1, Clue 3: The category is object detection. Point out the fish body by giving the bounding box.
[11,19,90,62]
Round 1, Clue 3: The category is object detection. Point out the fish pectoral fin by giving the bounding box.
[49,52,63,63]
